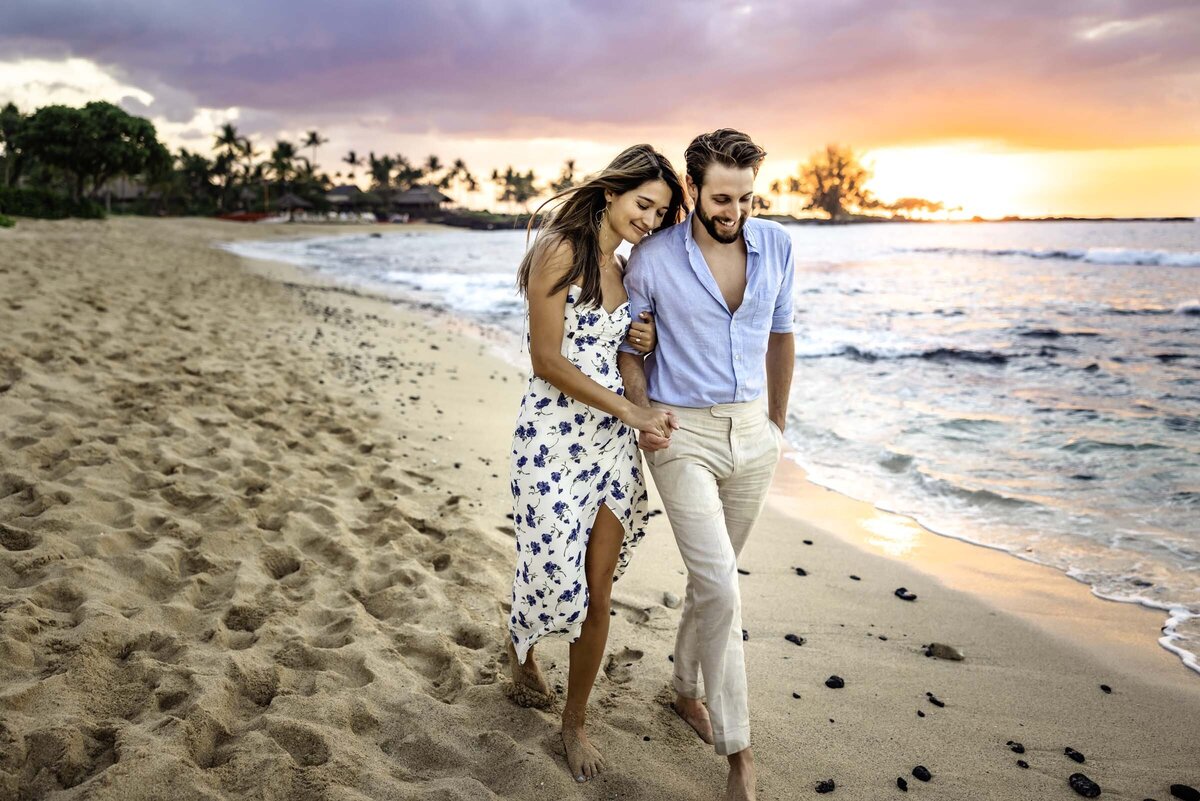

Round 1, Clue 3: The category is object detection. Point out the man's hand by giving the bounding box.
[639,430,672,452]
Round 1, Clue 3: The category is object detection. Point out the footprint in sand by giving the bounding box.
[604,647,645,684]
[0,521,40,551]
[260,547,302,581]
[266,719,331,767]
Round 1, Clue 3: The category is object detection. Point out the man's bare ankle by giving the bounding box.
[728,747,754,769]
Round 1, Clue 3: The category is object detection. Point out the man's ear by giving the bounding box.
[685,175,699,204]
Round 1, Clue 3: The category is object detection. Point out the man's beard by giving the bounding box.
[696,201,745,244]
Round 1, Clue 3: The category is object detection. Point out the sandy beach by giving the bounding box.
[2,217,1198,801]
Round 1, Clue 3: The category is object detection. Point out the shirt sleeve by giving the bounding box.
[771,235,796,334]
[618,245,654,355]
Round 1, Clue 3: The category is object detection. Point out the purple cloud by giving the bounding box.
[1,0,1197,149]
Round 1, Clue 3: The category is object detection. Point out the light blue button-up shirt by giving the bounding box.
[619,214,795,407]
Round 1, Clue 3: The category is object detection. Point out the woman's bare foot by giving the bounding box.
[505,640,555,709]
[673,694,715,744]
[561,719,606,782]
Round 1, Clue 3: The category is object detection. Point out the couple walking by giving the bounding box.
[505,128,795,800]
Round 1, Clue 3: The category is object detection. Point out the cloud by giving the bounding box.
[0,0,1196,157]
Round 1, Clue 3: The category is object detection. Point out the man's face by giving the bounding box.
[690,163,756,244]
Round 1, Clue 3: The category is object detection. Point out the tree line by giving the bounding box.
[0,99,943,221]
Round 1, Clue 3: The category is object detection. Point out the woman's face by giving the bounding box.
[606,179,673,245]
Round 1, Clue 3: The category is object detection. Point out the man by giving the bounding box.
[617,128,795,801]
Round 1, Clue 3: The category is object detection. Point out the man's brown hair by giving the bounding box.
[683,128,767,190]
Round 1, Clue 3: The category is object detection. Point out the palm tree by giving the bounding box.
[451,158,478,191]
[551,159,577,193]
[393,154,423,191]
[303,130,328,173]
[235,137,264,210]
[269,140,297,186]
[237,136,260,184]
[342,150,361,182]
[367,151,395,191]
[214,122,241,158]
[212,151,235,210]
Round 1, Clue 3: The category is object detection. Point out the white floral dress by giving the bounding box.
[508,284,649,663]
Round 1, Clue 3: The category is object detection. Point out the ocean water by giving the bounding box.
[223,220,1200,673]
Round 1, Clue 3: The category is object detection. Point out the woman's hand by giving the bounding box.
[623,405,677,440]
[626,311,656,354]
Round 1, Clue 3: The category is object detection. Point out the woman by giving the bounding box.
[506,144,687,782]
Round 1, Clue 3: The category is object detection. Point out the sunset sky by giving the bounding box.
[1,1,1197,218]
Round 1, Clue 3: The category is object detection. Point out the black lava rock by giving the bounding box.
[912,766,931,782]
[1171,784,1200,801]
[825,675,845,689]
[815,779,836,794]
[737,568,750,575]
[1017,760,1029,769]
[927,693,945,708]
[849,575,861,581]
[795,567,808,576]
[897,777,908,791]
[894,587,918,601]
[792,692,801,699]
[1065,746,1086,763]
[785,633,806,647]
[1008,741,1025,754]
[1068,773,1101,797]
[742,629,749,641]
[1100,684,1112,693]
[803,539,814,545]
[916,710,925,717]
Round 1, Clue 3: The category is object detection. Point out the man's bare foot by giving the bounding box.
[726,748,756,801]
[561,720,606,782]
[673,694,715,744]
[505,640,554,709]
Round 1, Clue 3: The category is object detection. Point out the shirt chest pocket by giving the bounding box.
[740,270,778,326]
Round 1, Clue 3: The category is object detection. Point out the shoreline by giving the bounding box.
[3,217,1197,800]
[227,221,1199,682]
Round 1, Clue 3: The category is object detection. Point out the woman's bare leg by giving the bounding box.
[561,503,625,781]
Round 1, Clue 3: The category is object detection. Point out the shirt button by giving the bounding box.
[734,355,741,361]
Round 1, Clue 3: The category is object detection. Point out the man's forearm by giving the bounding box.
[617,352,651,408]
[766,332,795,429]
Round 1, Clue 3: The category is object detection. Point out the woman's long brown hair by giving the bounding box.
[516,144,687,310]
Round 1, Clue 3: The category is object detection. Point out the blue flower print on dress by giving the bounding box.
[507,283,650,665]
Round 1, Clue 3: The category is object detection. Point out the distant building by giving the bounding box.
[326,183,365,207]
[390,184,451,218]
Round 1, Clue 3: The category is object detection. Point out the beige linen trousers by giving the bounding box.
[645,395,782,756]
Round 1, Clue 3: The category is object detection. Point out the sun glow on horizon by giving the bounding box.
[860,141,1200,219]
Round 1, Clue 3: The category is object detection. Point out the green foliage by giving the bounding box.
[0,186,105,218]
[0,213,14,228]
[1,101,27,187]
[19,101,163,201]
[491,166,538,209]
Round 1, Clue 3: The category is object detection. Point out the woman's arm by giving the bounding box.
[527,240,672,437]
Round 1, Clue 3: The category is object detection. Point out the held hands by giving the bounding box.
[637,429,672,452]
[624,405,678,441]
[625,312,656,354]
